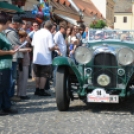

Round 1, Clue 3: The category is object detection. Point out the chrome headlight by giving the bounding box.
[117,47,134,65]
[97,74,111,86]
[75,46,93,64]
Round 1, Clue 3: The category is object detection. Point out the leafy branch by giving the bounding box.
[90,20,107,29]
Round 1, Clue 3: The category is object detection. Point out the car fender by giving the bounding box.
[52,56,83,84]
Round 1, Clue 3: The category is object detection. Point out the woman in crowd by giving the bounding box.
[67,26,78,60]
[17,30,31,99]
[0,12,18,115]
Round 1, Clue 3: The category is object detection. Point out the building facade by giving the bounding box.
[114,0,133,30]
[91,0,115,28]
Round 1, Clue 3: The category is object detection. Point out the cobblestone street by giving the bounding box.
[1,79,134,134]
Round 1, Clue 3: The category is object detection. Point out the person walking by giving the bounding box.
[32,20,59,96]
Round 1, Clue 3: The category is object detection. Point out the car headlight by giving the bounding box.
[117,47,134,65]
[75,46,93,64]
[97,74,111,86]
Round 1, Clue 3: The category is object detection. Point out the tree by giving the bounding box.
[90,20,107,29]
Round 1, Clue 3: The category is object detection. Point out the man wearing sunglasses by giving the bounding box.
[28,21,39,41]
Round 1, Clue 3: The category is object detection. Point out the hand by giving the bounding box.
[8,50,16,55]
[70,50,75,54]
[55,45,59,51]
[13,45,19,50]
[57,51,62,56]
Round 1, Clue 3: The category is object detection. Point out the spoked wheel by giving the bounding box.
[55,67,70,111]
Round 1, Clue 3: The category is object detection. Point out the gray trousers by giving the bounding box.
[17,66,29,96]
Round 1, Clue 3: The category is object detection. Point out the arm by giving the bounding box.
[0,49,16,56]
[48,33,60,51]
[7,31,21,49]
[19,48,32,52]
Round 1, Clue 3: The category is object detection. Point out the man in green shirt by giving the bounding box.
[0,12,18,115]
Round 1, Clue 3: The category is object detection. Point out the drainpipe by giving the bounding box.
[68,0,83,18]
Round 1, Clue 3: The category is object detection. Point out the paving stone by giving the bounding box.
[0,79,134,134]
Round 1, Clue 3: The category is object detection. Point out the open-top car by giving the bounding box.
[52,30,134,111]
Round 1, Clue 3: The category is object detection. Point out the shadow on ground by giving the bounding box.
[16,80,134,115]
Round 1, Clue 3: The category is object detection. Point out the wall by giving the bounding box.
[114,13,133,30]
[106,0,115,27]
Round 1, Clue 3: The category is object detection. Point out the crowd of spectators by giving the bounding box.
[0,12,88,116]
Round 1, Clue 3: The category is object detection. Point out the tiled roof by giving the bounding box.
[50,0,78,15]
[114,0,132,13]
[51,0,103,19]
[73,0,103,18]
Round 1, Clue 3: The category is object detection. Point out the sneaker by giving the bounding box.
[20,96,30,100]
[4,108,18,114]
[0,110,9,116]
[10,96,21,102]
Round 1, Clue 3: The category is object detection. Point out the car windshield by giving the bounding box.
[88,30,134,43]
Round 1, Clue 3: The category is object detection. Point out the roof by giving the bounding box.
[50,0,79,16]
[73,0,103,18]
[114,0,132,13]
[51,0,103,18]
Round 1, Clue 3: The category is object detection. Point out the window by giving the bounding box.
[123,17,127,23]
[114,17,116,23]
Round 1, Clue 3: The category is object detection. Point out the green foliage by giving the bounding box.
[90,20,107,29]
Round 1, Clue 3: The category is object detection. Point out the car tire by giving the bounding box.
[56,67,70,111]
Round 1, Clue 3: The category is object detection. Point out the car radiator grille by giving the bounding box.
[93,53,117,88]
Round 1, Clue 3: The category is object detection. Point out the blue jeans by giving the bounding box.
[8,70,15,97]
[53,65,57,87]
[8,62,18,97]
[0,69,12,110]
[12,62,17,80]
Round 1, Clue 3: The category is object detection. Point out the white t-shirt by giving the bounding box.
[32,28,55,65]
[53,31,67,56]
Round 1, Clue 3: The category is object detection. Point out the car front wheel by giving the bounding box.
[55,67,70,111]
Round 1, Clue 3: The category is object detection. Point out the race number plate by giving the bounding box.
[87,88,119,103]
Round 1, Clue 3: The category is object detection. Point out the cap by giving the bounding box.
[12,16,24,24]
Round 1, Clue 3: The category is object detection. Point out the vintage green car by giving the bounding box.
[53,30,134,111]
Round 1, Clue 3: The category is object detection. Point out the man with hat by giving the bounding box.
[5,15,24,102]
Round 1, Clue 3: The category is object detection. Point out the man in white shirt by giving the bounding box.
[32,20,59,96]
[53,24,67,57]
[53,24,67,87]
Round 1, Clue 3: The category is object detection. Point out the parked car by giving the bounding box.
[53,30,134,111]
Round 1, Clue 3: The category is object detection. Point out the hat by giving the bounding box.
[12,16,24,24]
